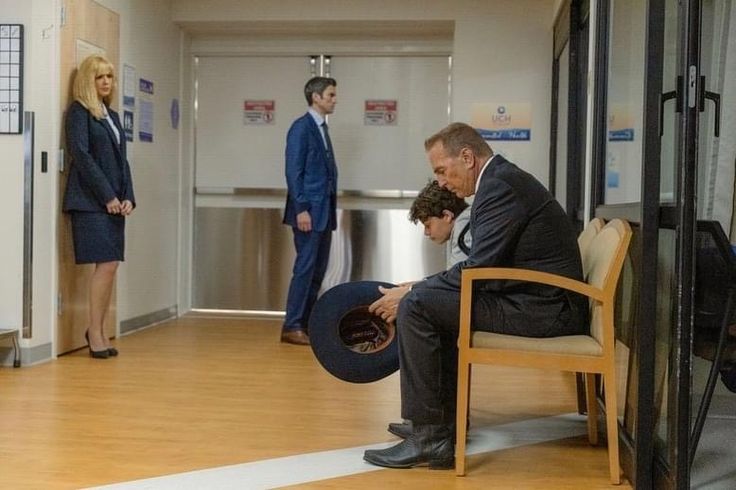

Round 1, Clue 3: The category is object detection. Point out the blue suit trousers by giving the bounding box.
[283,227,332,331]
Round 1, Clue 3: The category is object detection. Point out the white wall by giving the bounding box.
[172,0,556,185]
[0,0,183,362]
[0,0,27,339]
[95,0,184,324]
[0,0,59,361]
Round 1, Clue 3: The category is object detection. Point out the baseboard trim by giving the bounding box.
[120,305,178,335]
[0,342,52,367]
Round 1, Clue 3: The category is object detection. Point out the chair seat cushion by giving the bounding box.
[471,331,603,356]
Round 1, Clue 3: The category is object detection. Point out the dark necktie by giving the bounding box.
[322,122,334,159]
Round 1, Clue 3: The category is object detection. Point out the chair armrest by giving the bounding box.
[457,268,604,348]
[461,267,604,302]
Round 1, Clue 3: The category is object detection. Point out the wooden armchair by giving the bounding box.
[455,219,631,484]
[578,217,606,274]
[573,217,606,410]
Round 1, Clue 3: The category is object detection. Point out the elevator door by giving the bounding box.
[192,55,450,311]
[195,55,450,192]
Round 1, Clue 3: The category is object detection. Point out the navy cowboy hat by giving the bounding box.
[309,280,399,383]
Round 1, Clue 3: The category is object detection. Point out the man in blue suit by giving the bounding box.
[281,77,338,345]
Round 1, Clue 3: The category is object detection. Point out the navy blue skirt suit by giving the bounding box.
[63,101,136,264]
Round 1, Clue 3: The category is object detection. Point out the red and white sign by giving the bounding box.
[243,100,275,125]
[364,99,398,126]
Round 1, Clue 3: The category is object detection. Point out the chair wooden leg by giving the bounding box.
[603,372,621,485]
[585,373,598,445]
[456,359,471,476]
[576,372,587,414]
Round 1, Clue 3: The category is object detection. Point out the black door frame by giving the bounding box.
[593,0,703,488]
[550,0,588,230]
[654,0,700,486]
[584,0,659,484]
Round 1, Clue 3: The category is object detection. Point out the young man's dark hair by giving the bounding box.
[409,180,468,224]
[303,76,337,105]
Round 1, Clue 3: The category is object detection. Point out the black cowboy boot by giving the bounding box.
[388,419,466,439]
[387,420,413,439]
[364,424,454,469]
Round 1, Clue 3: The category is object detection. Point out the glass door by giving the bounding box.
[650,0,730,487]
[599,0,728,487]
[689,0,735,487]
[651,0,689,485]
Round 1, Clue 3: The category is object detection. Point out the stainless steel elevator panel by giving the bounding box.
[193,207,446,311]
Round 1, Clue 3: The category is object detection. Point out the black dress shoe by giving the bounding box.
[107,347,119,356]
[364,424,454,469]
[89,349,109,359]
[85,330,110,359]
[388,420,413,439]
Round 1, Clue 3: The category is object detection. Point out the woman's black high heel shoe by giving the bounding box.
[85,330,109,359]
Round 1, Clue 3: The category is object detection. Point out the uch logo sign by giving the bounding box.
[471,102,532,141]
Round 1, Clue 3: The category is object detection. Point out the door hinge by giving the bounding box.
[60,5,66,28]
[57,292,63,316]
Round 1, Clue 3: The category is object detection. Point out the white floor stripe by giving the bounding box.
[90,413,587,490]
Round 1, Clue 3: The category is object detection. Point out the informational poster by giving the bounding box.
[122,64,136,108]
[608,104,635,141]
[243,100,275,125]
[123,110,134,142]
[471,103,532,141]
[364,99,397,126]
[606,151,620,188]
[606,104,636,190]
[0,24,23,134]
[138,78,154,142]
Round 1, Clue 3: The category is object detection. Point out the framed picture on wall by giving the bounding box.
[0,24,23,134]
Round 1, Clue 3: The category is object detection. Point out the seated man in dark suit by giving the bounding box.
[364,122,587,469]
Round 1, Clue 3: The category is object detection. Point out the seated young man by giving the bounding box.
[384,181,472,439]
[409,180,472,267]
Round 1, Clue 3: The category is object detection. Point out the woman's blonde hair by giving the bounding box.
[72,54,115,119]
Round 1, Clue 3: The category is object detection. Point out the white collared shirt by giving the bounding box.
[101,104,120,145]
[475,154,498,194]
[307,107,328,149]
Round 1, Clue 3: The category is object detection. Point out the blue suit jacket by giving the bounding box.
[422,155,588,337]
[63,101,135,212]
[282,112,337,232]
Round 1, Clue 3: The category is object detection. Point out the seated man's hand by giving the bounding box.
[369,284,411,324]
[396,280,417,288]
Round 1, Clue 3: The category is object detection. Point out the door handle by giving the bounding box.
[660,76,682,136]
[699,76,721,138]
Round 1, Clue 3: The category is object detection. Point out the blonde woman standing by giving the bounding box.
[63,54,135,359]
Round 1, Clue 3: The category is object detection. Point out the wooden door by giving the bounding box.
[57,0,119,354]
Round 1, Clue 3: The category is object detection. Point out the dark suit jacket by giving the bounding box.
[63,101,135,212]
[424,155,588,337]
[282,112,338,232]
